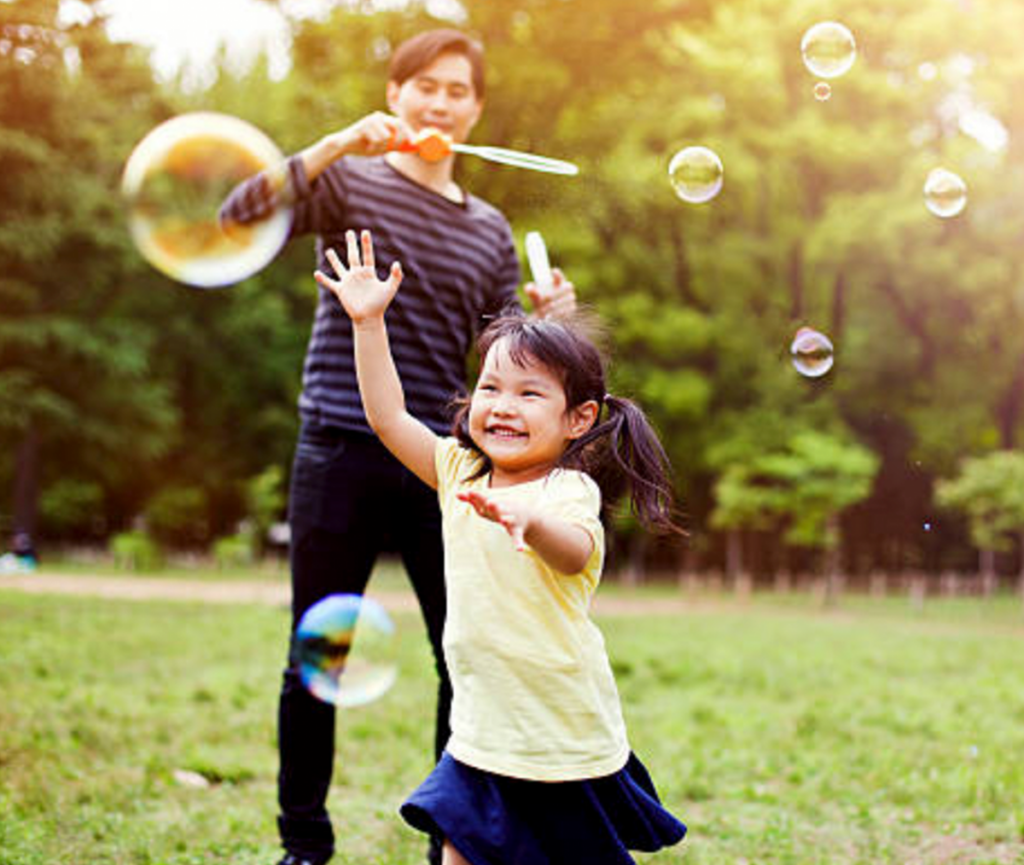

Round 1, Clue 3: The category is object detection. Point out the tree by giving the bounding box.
[0,0,176,544]
[935,450,1024,585]
[711,428,879,579]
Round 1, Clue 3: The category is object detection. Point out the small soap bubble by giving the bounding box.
[295,594,398,707]
[790,327,835,378]
[668,146,724,204]
[923,168,967,218]
[121,112,292,288]
[801,21,857,80]
[923,522,932,532]
[813,81,832,101]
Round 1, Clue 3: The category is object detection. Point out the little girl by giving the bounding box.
[316,230,687,865]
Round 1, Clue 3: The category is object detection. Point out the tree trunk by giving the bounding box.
[12,422,40,544]
[979,548,997,597]
[1019,530,1024,601]
[725,529,743,579]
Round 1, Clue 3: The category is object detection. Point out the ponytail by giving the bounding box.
[564,394,684,536]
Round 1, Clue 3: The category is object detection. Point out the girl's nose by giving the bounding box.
[492,395,516,414]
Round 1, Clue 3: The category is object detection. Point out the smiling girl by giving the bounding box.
[315,229,687,865]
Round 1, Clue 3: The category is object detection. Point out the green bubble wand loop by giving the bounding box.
[390,127,579,176]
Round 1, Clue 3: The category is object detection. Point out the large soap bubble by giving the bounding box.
[801,22,857,80]
[121,112,291,288]
[668,146,724,204]
[294,594,398,708]
[790,327,835,378]
[923,168,967,218]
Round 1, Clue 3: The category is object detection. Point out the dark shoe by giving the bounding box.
[277,855,330,865]
[427,834,443,865]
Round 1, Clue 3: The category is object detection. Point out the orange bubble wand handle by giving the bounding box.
[387,128,453,161]
[388,127,578,176]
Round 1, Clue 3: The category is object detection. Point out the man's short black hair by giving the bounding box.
[388,28,486,99]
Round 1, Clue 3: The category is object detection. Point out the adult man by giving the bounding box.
[223,27,574,865]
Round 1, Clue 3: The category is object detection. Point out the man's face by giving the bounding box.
[387,52,483,144]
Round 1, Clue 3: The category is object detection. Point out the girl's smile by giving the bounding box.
[468,338,595,487]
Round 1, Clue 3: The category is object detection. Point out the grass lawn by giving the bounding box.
[1,580,1022,864]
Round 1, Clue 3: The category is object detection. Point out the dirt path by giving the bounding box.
[0,571,698,616]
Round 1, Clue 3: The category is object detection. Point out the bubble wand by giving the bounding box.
[390,127,579,176]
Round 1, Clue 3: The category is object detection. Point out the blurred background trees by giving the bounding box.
[2,0,1023,579]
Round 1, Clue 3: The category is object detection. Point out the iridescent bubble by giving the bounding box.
[790,327,835,378]
[801,22,857,80]
[121,112,292,288]
[813,81,832,101]
[295,594,398,707]
[923,168,967,218]
[668,146,724,204]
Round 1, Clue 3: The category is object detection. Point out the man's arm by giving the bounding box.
[299,111,412,184]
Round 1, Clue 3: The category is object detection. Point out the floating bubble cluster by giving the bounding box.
[923,168,967,218]
[121,112,292,288]
[790,327,835,378]
[668,146,724,204]
[294,594,398,707]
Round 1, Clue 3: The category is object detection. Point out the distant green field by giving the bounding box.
[1,586,1022,865]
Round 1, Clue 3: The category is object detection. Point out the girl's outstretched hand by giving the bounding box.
[315,229,403,323]
[457,490,532,552]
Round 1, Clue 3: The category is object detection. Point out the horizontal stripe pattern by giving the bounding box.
[224,155,521,434]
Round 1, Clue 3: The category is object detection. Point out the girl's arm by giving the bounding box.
[315,230,439,489]
[457,491,595,575]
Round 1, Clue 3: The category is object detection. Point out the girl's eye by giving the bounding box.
[523,390,542,398]
[478,384,497,393]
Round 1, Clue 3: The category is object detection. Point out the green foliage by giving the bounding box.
[109,529,163,571]
[38,478,104,537]
[936,450,1024,552]
[4,0,1024,574]
[713,429,880,549]
[212,530,256,570]
[145,486,209,547]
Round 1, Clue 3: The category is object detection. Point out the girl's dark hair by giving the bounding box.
[451,312,685,535]
[389,28,486,99]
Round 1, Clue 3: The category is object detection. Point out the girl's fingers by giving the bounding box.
[361,230,375,270]
[389,261,403,291]
[325,247,345,278]
[345,229,360,268]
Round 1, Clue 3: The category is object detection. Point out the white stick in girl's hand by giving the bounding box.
[525,231,553,294]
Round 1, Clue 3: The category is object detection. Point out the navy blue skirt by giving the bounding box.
[400,751,686,865]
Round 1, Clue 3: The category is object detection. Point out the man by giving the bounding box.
[223,27,574,865]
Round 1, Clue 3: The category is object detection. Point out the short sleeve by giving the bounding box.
[541,471,605,579]
[434,437,485,509]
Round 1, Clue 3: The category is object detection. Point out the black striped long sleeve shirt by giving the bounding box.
[222,155,522,435]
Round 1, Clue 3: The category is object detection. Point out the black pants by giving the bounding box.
[277,420,451,863]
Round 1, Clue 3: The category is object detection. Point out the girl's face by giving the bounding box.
[468,338,596,485]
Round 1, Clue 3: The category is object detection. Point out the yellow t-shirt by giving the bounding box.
[435,436,630,782]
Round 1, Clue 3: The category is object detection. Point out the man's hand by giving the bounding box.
[525,267,576,320]
[315,230,403,324]
[331,111,415,158]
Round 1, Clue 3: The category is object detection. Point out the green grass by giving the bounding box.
[1,585,1023,864]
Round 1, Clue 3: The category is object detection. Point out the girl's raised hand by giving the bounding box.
[315,229,403,324]
[457,490,532,551]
